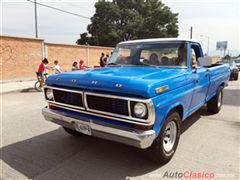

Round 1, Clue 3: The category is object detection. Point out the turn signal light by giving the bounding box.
[134,124,153,130]
[49,104,58,110]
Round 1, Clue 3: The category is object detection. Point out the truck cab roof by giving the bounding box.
[119,38,200,45]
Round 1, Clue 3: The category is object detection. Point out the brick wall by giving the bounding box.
[0,36,44,81]
[0,35,114,81]
[46,43,113,72]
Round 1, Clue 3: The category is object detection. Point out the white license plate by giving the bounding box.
[74,123,92,135]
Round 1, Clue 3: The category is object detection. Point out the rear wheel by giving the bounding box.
[147,110,180,165]
[63,127,84,136]
[207,87,223,114]
[234,73,238,80]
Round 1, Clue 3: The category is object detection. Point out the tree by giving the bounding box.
[223,54,231,60]
[76,0,179,47]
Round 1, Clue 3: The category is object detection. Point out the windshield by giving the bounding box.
[108,42,188,68]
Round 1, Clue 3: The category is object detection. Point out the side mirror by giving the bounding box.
[198,56,212,66]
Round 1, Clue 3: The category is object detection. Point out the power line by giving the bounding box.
[27,0,91,20]
[62,2,94,14]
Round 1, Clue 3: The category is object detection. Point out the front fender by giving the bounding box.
[151,83,193,138]
[152,101,184,138]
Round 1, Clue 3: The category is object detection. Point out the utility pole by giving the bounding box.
[190,26,193,39]
[34,0,38,38]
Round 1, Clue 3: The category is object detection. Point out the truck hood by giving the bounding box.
[46,66,191,98]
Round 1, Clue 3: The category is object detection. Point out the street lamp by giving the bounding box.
[200,35,210,56]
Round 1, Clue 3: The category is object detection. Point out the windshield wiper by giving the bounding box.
[140,63,158,67]
[107,62,119,66]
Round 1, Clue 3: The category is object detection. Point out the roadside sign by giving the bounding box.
[216,41,227,50]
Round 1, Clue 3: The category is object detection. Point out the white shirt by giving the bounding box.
[53,65,61,74]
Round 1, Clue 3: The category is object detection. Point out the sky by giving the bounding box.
[1,0,240,56]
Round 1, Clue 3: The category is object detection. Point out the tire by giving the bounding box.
[147,110,181,165]
[34,81,42,92]
[207,86,223,114]
[63,127,84,136]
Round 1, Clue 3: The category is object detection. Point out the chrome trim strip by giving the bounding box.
[49,103,154,125]
[47,101,85,110]
[128,101,132,117]
[84,91,152,103]
[42,107,156,149]
[45,86,83,94]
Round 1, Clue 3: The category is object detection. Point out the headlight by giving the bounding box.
[46,89,53,100]
[133,103,147,118]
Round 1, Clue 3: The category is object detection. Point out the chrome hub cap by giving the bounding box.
[218,91,222,108]
[163,121,177,152]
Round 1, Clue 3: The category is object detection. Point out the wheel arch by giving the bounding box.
[172,105,184,121]
[220,82,225,88]
[153,102,184,138]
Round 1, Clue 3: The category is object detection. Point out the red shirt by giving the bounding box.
[79,64,89,70]
[38,63,45,73]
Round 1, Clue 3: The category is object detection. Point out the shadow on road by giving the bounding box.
[180,107,207,134]
[1,128,160,179]
[1,108,209,179]
[20,88,39,93]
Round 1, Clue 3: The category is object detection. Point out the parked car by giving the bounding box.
[234,59,240,70]
[221,60,239,80]
[42,38,230,164]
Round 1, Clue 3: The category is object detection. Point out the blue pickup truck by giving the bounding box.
[42,38,230,164]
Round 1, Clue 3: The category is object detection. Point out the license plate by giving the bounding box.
[74,123,92,135]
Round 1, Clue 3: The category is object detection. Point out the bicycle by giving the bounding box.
[34,72,48,92]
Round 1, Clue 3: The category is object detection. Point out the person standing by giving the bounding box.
[79,60,90,70]
[100,52,106,67]
[104,54,110,63]
[52,60,61,74]
[72,61,79,71]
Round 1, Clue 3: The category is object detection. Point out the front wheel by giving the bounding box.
[207,87,223,114]
[34,81,42,92]
[147,110,180,165]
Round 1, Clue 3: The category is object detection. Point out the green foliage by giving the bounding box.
[222,54,231,60]
[76,0,179,47]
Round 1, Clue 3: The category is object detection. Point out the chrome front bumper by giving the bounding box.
[42,107,155,149]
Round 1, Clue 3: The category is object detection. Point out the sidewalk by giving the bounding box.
[1,80,36,94]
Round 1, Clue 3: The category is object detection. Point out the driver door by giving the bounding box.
[189,44,210,110]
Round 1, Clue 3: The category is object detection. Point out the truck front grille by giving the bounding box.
[53,89,83,107]
[86,95,129,116]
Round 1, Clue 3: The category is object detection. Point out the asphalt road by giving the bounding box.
[1,80,240,180]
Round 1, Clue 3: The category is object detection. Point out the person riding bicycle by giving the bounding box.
[37,58,49,88]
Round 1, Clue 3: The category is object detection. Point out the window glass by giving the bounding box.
[109,42,187,67]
